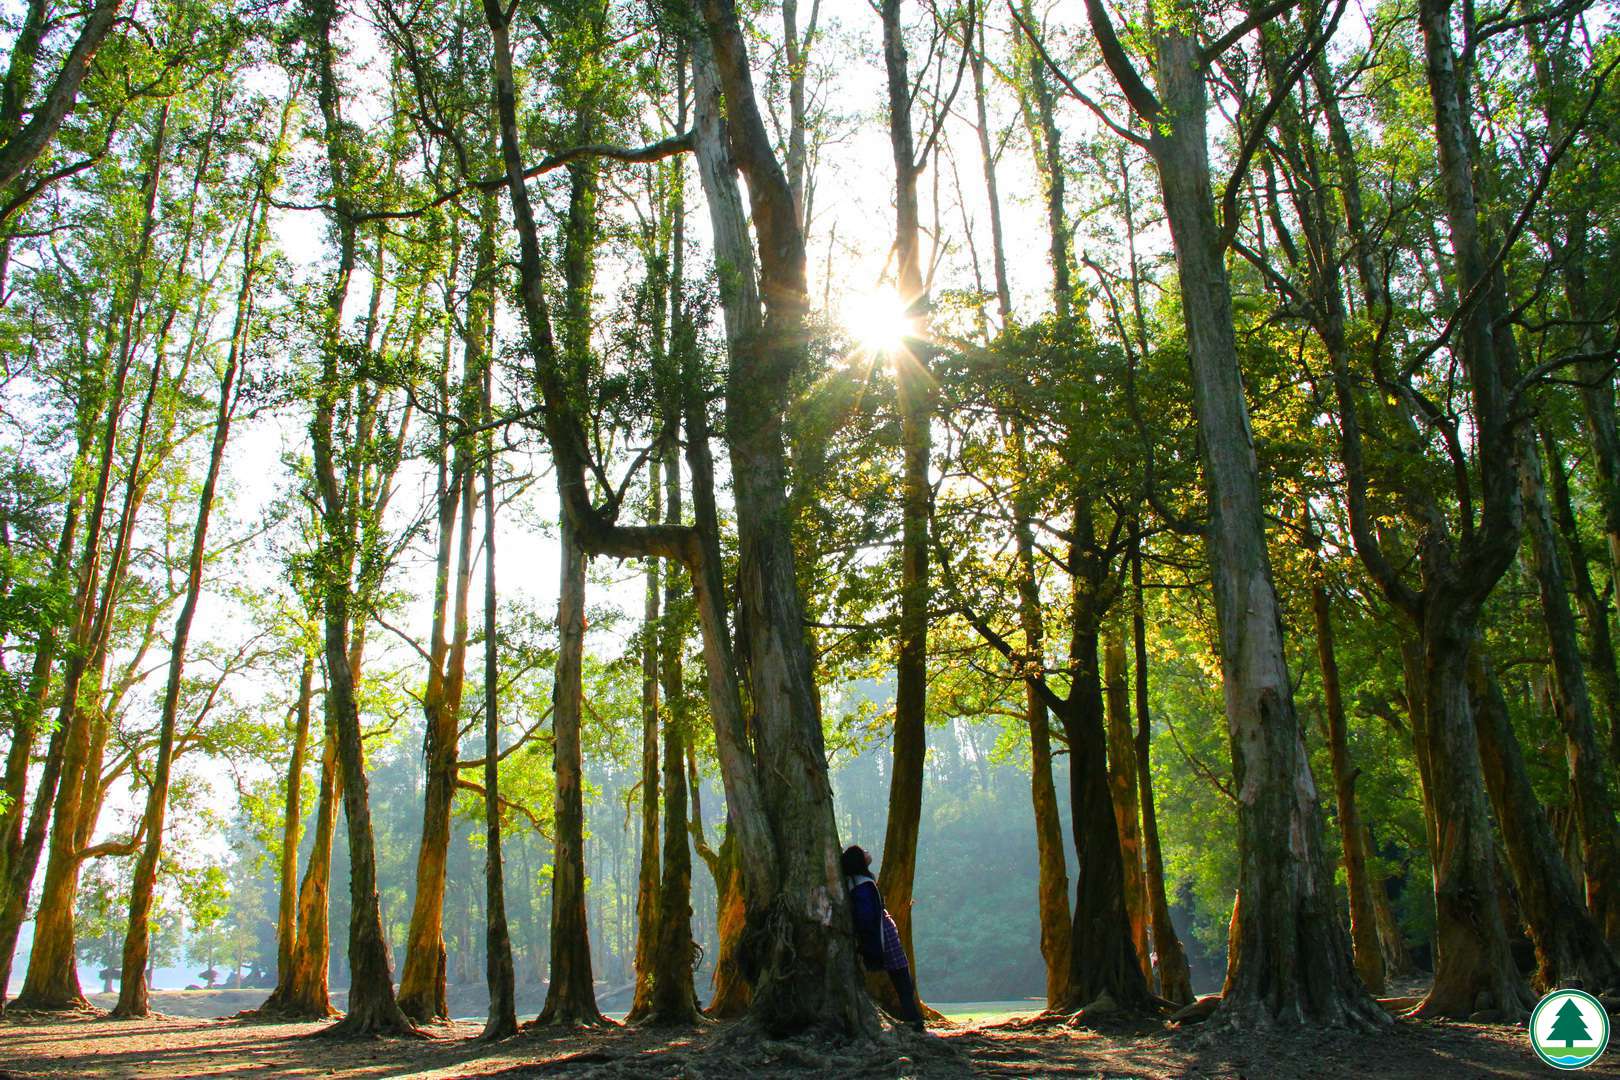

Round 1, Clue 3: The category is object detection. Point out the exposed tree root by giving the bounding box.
[235,1000,339,1024]
[506,1020,969,1079]
[0,1001,101,1022]
[315,998,428,1039]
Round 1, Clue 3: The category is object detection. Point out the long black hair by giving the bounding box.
[841,844,871,880]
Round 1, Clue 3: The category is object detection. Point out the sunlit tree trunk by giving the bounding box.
[112,243,249,1016]
[1084,0,1382,1027]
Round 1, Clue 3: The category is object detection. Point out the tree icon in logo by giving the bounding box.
[1550,998,1593,1048]
[1531,988,1610,1070]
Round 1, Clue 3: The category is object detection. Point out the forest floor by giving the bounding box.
[0,999,1569,1079]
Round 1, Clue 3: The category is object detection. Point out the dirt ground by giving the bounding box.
[0,1006,1578,1079]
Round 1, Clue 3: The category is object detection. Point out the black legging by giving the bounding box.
[887,966,923,1024]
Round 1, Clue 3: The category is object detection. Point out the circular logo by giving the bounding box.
[1530,988,1611,1071]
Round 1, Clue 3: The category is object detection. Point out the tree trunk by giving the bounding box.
[305,0,414,1036]
[1310,569,1384,993]
[1471,651,1620,996]
[876,0,932,1018]
[113,271,247,1015]
[645,424,701,1025]
[14,106,170,1013]
[1363,824,1414,979]
[1105,629,1150,982]
[258,715,339,1019]
[1130,525,1192,1004]
[626,472,662,1024]
[705,825,750,1018]
[537,517,604,1026]
[1406,626,1531,1018]
[275,656,315,990]
[1060,623,1150,1012]
[1082,0,1383,1026]
[693,0,877,1036]
[1016,427,1071,1008]
[398,391,478,1024]
[1522,436,1620,948]
[480,277,518,1037]
[1543,427,1620,757]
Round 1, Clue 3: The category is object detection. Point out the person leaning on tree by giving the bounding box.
[842,844,924,1029]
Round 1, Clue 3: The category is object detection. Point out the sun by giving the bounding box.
[842,287,918,356]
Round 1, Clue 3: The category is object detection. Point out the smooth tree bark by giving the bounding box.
[1129,525,1193,1004]
[1081,0,1384,1028]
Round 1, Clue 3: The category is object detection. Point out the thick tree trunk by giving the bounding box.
[1310,572,1384,993]
[537,517,604,1026]
[694,0,876,1036]
[1083,1,1382,1025]
[1406,627,1530,1018]
[1129,526,1192,1004]
[1060,623,1150,1012]
[1105,630,1150,982]
[321,585,416,1035]
[1521,436,1620,948]
[1471,652,1620,996]
[705,826,750,1019]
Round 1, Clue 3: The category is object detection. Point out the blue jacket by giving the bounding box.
[847,874,908,972]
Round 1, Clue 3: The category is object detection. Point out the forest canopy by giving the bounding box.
[0,0,1617,1054]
